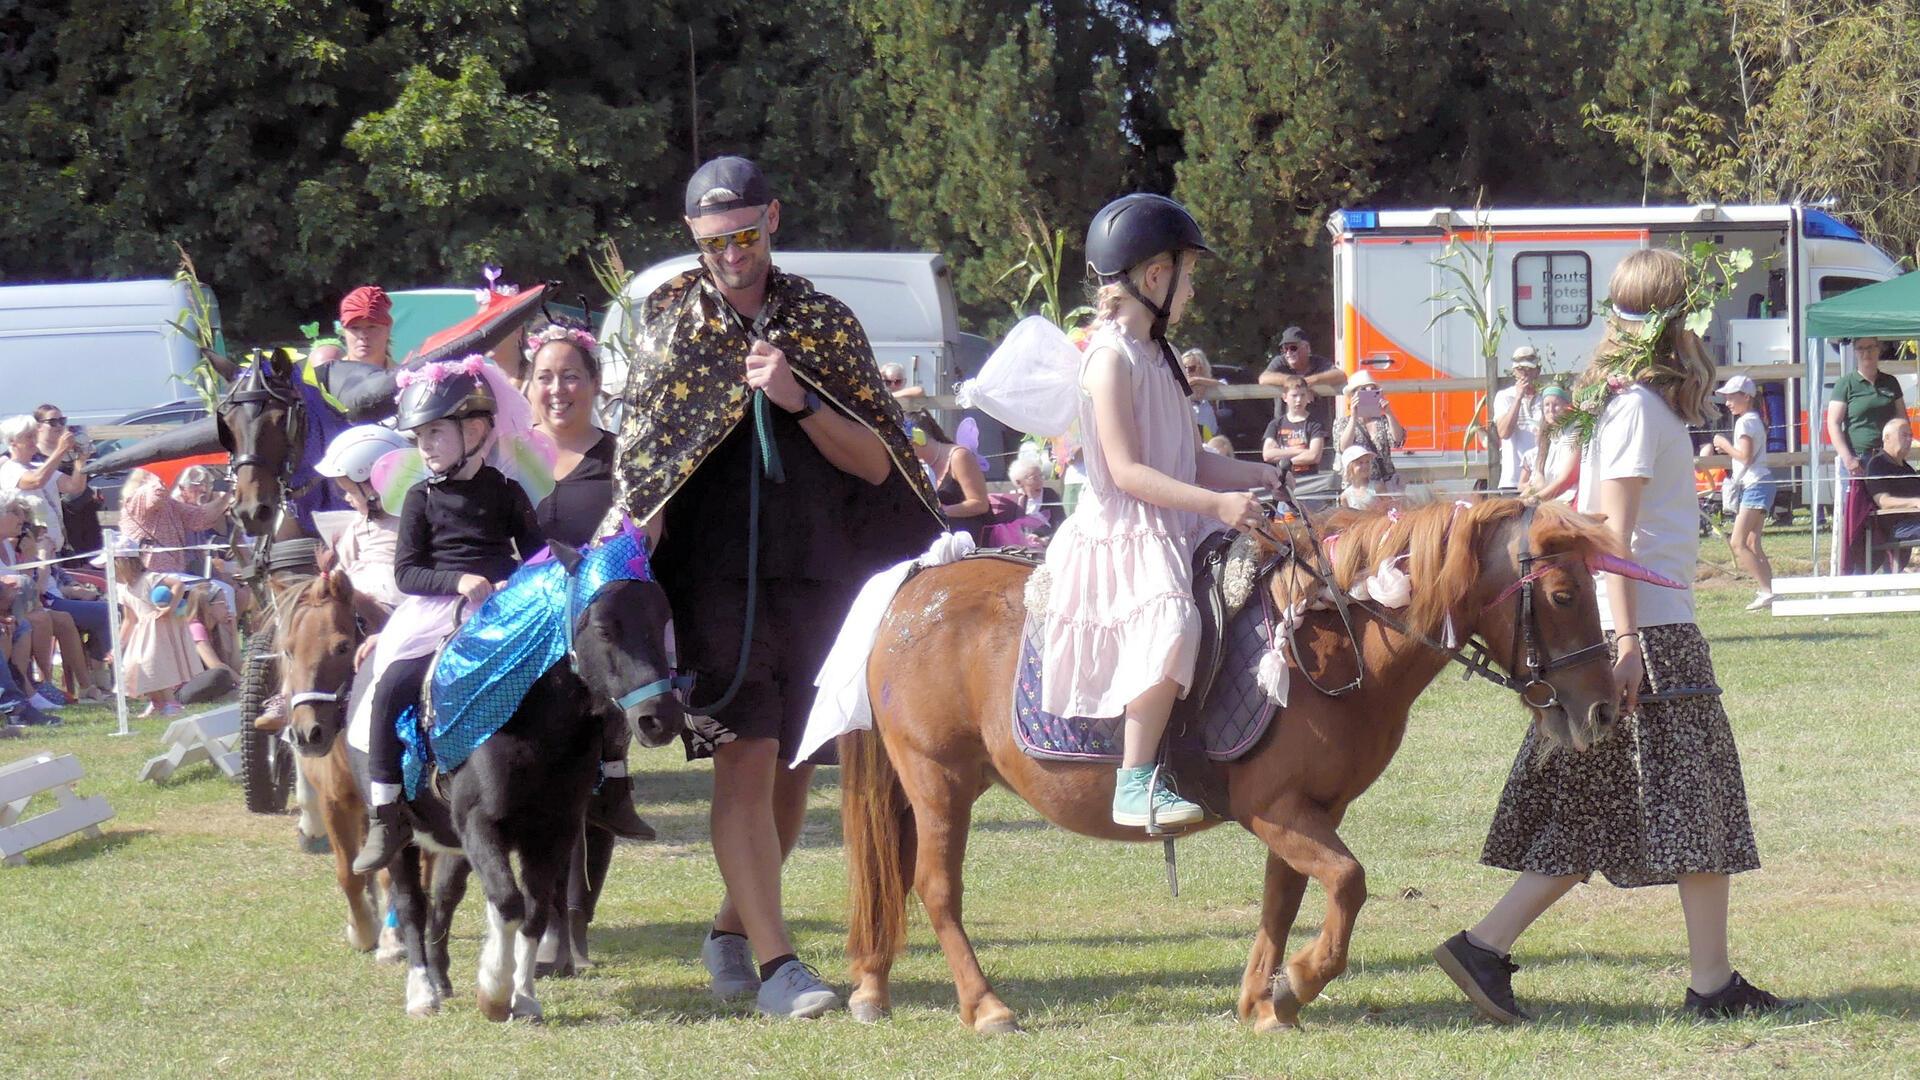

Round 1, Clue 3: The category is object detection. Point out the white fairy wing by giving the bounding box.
[956,316,1083,437]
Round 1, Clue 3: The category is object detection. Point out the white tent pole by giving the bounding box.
[105,557,130,738]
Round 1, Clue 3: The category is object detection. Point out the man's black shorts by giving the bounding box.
[674,578,854,767]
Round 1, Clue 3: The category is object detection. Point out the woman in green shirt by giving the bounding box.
[1826,338,1907,571]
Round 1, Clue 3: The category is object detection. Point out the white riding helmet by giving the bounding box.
[316,425,411,483]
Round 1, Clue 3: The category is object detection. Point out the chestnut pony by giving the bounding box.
[843,497,1622,1032]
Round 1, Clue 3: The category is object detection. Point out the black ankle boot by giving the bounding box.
[352,801,408,874]
[586,775,656,841]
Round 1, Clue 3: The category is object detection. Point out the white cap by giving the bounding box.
[1338,444,1376,471]
[1715,374,1758,398]
[316,425,412,483]
[1510,346,1541,369]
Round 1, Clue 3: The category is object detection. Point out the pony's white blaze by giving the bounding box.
[405,965,441,1017]
[478,903,518,1016]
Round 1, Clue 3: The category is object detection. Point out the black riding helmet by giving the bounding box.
[394,368,496,433]
[1085,193,1212,392]
[395,363,497,482]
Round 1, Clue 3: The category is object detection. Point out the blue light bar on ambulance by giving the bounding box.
[1802,209,1865,242]
[1331,209,1378,233]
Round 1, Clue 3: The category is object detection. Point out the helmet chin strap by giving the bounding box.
[1117,259,1194,398]
[426,415,496,484]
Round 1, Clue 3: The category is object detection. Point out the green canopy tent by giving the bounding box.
[1804,271,1919,575]
[1806,270,1920,340]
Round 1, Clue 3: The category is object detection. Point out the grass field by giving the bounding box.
[3,571,1917,1078]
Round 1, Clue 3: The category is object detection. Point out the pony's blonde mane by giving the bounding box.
[1322,498,1619,641]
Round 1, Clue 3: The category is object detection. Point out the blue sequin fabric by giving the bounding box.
[408,529,657,785]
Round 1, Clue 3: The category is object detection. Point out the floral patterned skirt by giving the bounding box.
[1480,622,1760,888]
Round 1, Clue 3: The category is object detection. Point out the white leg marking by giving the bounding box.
[510,929,543,1021]
[405,965,442,1017]
[477,903,518,1015]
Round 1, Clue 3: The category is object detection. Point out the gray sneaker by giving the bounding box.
[700,933,760,1000]
[755,959,843,1019]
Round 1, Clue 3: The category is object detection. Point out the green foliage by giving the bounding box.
[1425,225,1508,469]
[992,215,1093,330]
[166,248,227,414]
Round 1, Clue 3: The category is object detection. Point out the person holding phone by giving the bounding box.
[1333,371,1406,495]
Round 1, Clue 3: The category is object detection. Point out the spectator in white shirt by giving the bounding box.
[1494,346,1543,490]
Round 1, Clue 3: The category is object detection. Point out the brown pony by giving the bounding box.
[274,569,392,954]
[842,497,1622,1032]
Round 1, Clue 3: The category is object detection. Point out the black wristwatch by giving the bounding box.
[786,391,822,421]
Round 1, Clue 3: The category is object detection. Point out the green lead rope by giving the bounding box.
[689,389,785,716]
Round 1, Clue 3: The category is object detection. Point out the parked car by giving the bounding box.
[86,399,218,511]
[0,279,222,425]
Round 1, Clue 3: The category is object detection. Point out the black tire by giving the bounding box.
[238,624,293,814]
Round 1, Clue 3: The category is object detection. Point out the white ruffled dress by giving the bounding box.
[1040,325,1205,718]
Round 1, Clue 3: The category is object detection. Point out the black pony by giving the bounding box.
[276,541,684,1020]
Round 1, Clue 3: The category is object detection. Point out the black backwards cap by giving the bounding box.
[684,156,773,218]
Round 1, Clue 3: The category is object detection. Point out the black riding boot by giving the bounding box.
[352,801,408,874]
[586,775,656,841]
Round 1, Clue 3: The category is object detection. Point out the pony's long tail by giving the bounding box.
[842,727,912,967]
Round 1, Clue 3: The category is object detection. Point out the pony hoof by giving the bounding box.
[1254,1011,1301,1033]
[1269,974,1305,1029]
[849,998,890,1024]
[346,922,378,953]
[477,992,512,1023]
[508,994,544,1023]
[972,1011,1022,1035]
[374,928,406,965]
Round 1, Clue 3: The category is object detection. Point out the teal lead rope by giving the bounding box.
[688,389,786,716]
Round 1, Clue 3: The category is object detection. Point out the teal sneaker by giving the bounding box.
[1112,765,1204,829]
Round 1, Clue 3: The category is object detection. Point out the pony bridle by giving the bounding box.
[217,360,307,487]
[563,581,691,714]
[1448,504,1611,711]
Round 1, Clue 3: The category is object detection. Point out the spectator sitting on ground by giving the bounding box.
[1337,444,1379,511]
[0,499,101,706]
[1863,417,1920,571]
[880,363,926,405]
[1334,371,1406,495]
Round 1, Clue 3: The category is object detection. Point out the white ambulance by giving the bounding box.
[1326,204,1903,458]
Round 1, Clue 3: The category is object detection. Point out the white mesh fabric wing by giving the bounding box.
[955,316,1084,437]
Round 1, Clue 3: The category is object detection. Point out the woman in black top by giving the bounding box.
[908,413,994,542]
[526,323,654,844]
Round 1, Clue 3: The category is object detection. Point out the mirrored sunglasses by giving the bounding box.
[693,213,769,255]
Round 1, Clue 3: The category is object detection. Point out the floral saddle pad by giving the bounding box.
[1012,598,1277,764]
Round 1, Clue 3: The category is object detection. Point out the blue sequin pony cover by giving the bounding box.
[398,525,655,797]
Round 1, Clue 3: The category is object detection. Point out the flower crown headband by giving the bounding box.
[395,354,487,390]
[523,324,599,360]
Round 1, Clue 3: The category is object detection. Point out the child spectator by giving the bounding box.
[1262,375,1328,477]
[1337,445,1378,511]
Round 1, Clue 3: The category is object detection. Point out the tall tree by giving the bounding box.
[846,0,1173,331]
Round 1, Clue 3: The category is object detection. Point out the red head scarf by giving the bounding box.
[339,285,393,327]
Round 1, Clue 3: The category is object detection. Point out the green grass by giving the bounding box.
[2,581,1916,1078]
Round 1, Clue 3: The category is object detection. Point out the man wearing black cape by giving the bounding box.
[610,156,943,1018]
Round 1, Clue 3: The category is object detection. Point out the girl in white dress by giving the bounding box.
[1041,194,1284,829]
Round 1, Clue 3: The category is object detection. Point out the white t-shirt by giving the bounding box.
[1577,385,1696,630]
[1541,433,1579,505]
[1723,411,1772,497]
[0,459,63,551]
[1494,386,1542,489]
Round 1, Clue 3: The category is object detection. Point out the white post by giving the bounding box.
[104,559,130,738]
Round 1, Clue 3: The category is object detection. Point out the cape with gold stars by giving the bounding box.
[610,266,943,528]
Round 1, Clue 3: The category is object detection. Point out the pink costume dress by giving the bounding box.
[120,486,226,573]
[119,572,203,697]
[1040,325,1206,718]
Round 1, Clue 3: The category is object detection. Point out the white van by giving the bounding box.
[1326,204,1903,456]
[0,279,219,425]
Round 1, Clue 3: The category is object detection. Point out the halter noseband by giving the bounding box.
[218,359,307,476]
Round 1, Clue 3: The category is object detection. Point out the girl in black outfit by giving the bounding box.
[354,360,545,874]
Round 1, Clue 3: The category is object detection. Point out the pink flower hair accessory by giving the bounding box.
[524,325,600,360]
[395,354,490,390]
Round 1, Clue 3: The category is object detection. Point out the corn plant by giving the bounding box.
[995,212,1094,331]
[166,245,227,412]
[1426,224,1507,481]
